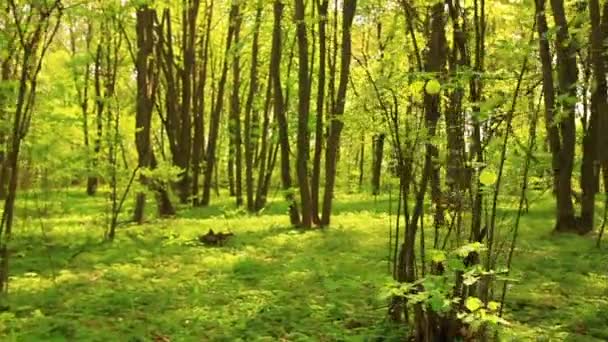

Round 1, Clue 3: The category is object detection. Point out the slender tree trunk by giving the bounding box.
[201,3,237,206]
[580,0,608,233]
[68,19,95,195]
[551,0,578,232]
[445,0,468,201]
[90,42,104,196]
[395,4,446,338]
[230,2,243,207]
[599,2,608,165]
[536,0,561,214]
[535,0,578,232]
[321,0,357,226]
[470,0,486,245]
[358,134,364,189]
[228,152,235,196]
[311,0,329,224]
[294,0,314,228]
[244,3,263,212]
[133,7,175,223]
[371,133,385,195]
[192,0,213,206]
[273,0,300,225]
[176,0,200,203]
[0,0,62,299]
[254,75,273,211]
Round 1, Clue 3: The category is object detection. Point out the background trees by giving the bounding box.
[0,0,608,339]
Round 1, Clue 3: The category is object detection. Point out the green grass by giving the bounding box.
[0,189,607,341]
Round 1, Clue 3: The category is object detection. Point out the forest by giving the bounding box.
[0,0,607,340]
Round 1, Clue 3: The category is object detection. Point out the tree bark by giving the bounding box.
[244,3,263,212]
[294,0,314,228]
[192,0,213,206]
[133,7,175,223]
[273,0,300,225]
[230,2,243,207]
[311,0,329,224]
[254,75,273,211]
[321,0,357,226]
[550,0,578,232]
[371,133,385,195]
[580,0,608,233]
[201,2,237,206]
[445,0,468,199]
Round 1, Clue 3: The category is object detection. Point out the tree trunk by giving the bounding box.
[535,0,578,232]
[272,0,300,226]
[311,0,329,224]
[230,2,243,207]
[551,0,578,233]
[133,7,175,223]
[244,3,263,212]
[445,0,468,200]
[0,1,62,299]
[177,0,200,203]
[321,0,357,226]
[580,0,608,233]
[294,0,314,228]
[192,0,213,206]
[201,3,237,206]
[90,43,105,196]
[68,19,95,196]
[371,133,385,195]
[358,134,364,189]
[470,0,485,245]
[254,75,273,211]
[395,3,446,338]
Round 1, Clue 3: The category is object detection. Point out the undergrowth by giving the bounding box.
[0,190,606,341]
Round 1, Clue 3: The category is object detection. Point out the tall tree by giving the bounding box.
[133,6,175,223]
[535,0,578,233]
[580,0,608,232]
[311,0,328,223]
[191,0,213,206]
[201,1,237,206]
[229,1,243,207]
[0,0,62,299]
[244,2,263,212]
[272,0,300,225]
[294,0,314,228]
[67,15,95,195]
[321,0,357,225]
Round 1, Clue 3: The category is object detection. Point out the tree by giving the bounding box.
[272,0,300,225]
[580,0,608,232]
[201,1,237,206]
[294,0,314,228]
[0,0,63,299]
[535,0,578,233]
[321,0,357,226]
[133,5,175,223]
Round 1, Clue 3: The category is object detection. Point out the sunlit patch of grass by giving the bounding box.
[1,190,607,340]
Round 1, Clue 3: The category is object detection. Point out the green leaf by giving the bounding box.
[488,301,501,311]
[480,169,498,185]
[465,297,483,312]
[429,249,447,263]
[425,79,441,95]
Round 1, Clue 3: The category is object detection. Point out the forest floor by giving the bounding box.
[0,189,607,341]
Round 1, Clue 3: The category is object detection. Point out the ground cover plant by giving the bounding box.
[0,191,605,341]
